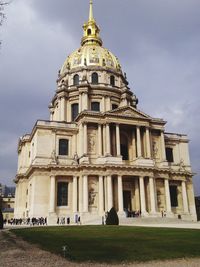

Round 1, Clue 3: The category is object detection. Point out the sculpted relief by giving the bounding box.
[88,177,98,209]
[88,128,97,154]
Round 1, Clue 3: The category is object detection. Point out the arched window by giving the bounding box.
[73,74,79,86]
[71,103,79,121]
[87,29,92,35]
[91,102,100,111]
[110,75,115,86]
[59,139,69,155]
[57,182,68,206]
[91,72,98,84]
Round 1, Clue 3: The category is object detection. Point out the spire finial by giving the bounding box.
[89,0,94,21]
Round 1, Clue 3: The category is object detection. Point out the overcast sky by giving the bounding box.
[0,0,200,195]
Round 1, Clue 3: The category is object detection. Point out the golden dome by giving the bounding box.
[60,45,122,74]
[60,0,122,74]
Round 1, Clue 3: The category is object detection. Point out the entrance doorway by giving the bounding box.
[123,190,132,211]
[121,144,129,160]
[120,133,129,160]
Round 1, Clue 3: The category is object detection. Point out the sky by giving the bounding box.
[0,0,200,195]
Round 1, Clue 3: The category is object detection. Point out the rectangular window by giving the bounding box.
[57,182,68,206]
[71,103,79,121]
[170,185,178,207]
[166,147,174,162]
[112,104,118,110]
[91,102,100,111]
[59,139,69,155]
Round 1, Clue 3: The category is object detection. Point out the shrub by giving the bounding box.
[106,207,119,225]
[0,209,3,229]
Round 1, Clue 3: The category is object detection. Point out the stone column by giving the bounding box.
[106,123,111,155]
[99,176,104,214]
[118,176,124,212]
[74,133,77,155]
[146,127,151,158]
[79,93,82,113]
[79,176,83,212]
[134,178,140,211]
[149,177,156,214]
[103,124,106,156]
[136,126,142,158]
[132,129,136,159]
[164,179,172,213]
[139,176,147,215]
[49,176,56,213]
[60,97,66,121]
[187,182,197,219]
[101,96,105,112]
[82,93,88,110]
[161,131,166,161]
[182,181,189,213]
[79,123,83,156]
[98,124,102,156]
[106,96,111,111]
[66,101,71,122]
[83,123,88,155]
[83,175,88,212]
[107,176,113,211]
[73,176,78,213]
[116,124,121,156]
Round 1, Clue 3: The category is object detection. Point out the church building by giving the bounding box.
[14,1,197,223]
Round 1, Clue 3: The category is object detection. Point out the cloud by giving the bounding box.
[0,0,200,195]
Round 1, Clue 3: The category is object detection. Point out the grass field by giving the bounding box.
[12,226,200,263]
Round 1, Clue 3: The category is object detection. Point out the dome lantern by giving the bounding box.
[81,0,103,47]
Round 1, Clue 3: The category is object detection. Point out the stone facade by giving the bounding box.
[14,1,197,223]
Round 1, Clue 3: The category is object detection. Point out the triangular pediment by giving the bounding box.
[105,106,151,119]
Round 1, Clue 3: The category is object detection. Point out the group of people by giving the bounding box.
[3,217,47,226]
[57,214,81,225]
[124,209,142,218]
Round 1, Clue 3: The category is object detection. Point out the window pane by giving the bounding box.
[57,182,68,206]
[91,102,100,111]
[166,147,174,162]
[92,72,98,84]
[110,75,115,86]
[169,185,178,207]
[112,104,118,110]
[73,74,79,86]
[59,139,68,155]
[71,103,79,121]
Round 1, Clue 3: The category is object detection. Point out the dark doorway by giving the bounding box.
[169,185,178,207]
[123,191,132,211]
[121,144,129,160]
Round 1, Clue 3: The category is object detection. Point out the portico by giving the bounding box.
[47,170,193,221]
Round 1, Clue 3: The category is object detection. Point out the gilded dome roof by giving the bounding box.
[60,1,122,75]
[60,45,122,74]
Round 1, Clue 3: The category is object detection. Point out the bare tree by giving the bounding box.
[0,1,9,47]
[0,1,9,26]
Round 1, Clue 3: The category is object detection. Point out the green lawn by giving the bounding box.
[12,226,200,263]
